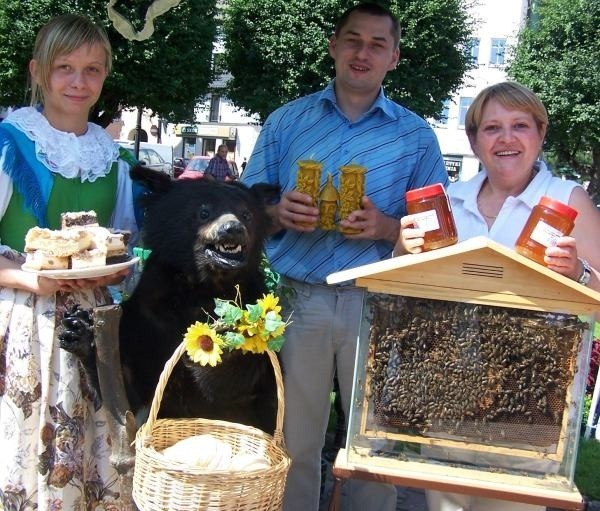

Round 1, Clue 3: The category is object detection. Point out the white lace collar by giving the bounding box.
[4,107,120,183]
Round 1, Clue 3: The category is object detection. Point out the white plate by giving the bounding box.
[22,257,139,280]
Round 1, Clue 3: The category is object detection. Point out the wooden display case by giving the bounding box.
[326,237,600,509]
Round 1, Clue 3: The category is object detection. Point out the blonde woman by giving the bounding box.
[0,14,138,508]
[397,82,600,510]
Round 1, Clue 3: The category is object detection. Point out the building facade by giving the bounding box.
[433,0,529,182]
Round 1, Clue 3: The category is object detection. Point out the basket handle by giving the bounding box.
[143,341,286,447]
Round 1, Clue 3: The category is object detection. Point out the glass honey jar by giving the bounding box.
[405,183,458,251]
[515,196,577,266]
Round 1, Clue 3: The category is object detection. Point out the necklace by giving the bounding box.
[476,167,539,222]
[477,196,500,220]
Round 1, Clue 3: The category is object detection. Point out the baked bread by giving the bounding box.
[60,210,99,229]
[23,210,132,270]
[71,248,107,269]
[24,250,69,270]
[24,227,92,257]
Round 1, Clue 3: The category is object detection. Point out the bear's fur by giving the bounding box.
[118,166,280,433]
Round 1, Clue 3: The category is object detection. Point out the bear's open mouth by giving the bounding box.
[205,243,247,268]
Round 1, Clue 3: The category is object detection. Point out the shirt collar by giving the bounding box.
[451,161,549,213]
[317,80,397,121]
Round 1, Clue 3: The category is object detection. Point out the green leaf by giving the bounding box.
[264,311,285,333]
[223,331,245,349]
[214,299,243,325]
[245,303,264,322]
[267,335,286,352]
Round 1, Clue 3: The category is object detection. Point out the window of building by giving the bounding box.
[202,138,216,156]
[458,97,473,127]
[209,95,221,122]
[490,38,506,65]
[469,38,480,64]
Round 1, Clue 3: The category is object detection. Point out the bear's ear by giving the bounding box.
[248,183,281,206]
[130,165,173,194]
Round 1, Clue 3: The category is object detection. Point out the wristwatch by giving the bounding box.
[577,257,592,286]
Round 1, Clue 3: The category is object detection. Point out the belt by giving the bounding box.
[282,276,360,293]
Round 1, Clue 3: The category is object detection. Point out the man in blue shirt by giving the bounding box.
[242,3,449,510]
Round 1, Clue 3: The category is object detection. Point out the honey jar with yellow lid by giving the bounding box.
[515,196,578,266]
[405,183,458,251]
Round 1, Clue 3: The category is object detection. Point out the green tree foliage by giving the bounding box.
[508,0,600,198]
[0,0,217,126]
[222,0,474,122]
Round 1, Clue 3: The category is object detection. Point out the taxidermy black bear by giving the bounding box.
[61,166,280,434]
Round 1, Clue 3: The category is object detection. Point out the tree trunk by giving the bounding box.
[93,305,138,510]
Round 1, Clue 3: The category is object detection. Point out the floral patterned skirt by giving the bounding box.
[0,249,125,511]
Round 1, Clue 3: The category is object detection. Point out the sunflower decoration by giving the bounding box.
[184,286,291,367]
[184,323,224,367]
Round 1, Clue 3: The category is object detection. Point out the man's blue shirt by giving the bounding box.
[242,81,448,284]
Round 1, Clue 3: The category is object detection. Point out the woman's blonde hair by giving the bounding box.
[465,81,548,149]
[29,14,112,107]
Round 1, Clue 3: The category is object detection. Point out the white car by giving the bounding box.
[119,143,173,176]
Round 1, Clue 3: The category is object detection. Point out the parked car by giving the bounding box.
[177,155,239,181]
[177,156,211,180]
[138,148,173,176]
[173,157,190,179]
[119,143,173,176]
[118,140,173,167]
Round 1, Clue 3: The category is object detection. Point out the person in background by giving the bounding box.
[0,14,139,509]
[205,143,235,181]
[242,3,448,510]
[397,81,600,510]
[241,156,247,173]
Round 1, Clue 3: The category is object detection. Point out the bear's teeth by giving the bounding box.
[217,244,242,254]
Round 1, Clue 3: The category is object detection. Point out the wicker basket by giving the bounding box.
[132,341,290,511]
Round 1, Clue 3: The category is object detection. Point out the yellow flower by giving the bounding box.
[258,293,281,315]
[184,322,224,367]
[238,311,261,336]
[240,334,268,354]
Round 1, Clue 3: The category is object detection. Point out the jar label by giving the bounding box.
[530,220,564,247]
[412,209,440,232]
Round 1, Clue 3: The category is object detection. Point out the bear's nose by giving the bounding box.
[219,220,245,236]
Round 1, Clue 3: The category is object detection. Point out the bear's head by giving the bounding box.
[130,165,279,285]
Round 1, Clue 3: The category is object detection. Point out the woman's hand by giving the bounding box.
[393,214,426,256]
[54,268,130,293]
[1,254,131,296]
[544,236,581,280]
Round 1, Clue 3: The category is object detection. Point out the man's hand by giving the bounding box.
[340,196,399,243]
[271,190,319,232]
